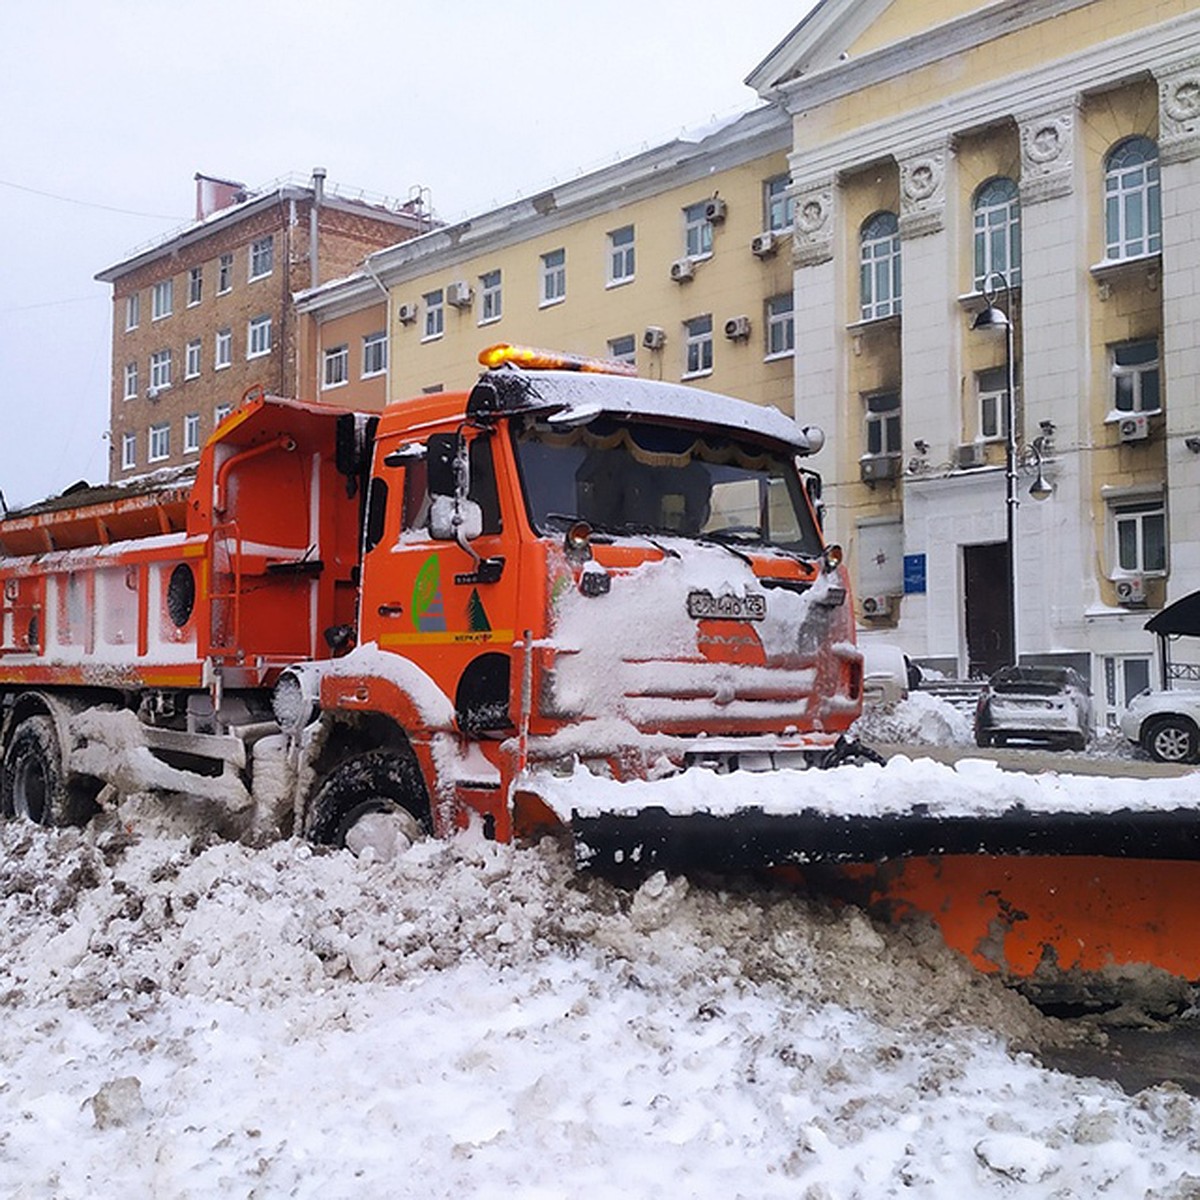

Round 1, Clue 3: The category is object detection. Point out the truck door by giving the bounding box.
[363,429,518,734]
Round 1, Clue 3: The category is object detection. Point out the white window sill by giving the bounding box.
[248,271,272,283]
[322,380,349,391]
[215,362,231,371]
[1104,408,1162,425]
[217,288,232,297]
[846,312,901,332]
[539,296,566,310]
[606,277,634,290]
[763,350,794,363]
[681,369,713,382]
[477,315,502,328]
[420,334,444,345]
[361,369,386,380]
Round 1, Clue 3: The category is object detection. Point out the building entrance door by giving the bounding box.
[964,542,1011,678]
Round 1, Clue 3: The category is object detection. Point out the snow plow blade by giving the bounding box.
[570,805,1200,873]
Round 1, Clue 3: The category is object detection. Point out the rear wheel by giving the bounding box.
[1144,717,1199,765]
[2,716,69,825]
[304,748,431,848]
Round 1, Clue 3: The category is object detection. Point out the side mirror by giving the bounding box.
[426,432,459,498]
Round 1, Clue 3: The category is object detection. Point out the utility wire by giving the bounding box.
[0,177,183,220]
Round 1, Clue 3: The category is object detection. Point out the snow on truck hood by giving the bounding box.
[468,368,823,455]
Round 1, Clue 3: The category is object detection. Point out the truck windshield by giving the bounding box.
[512,414,823,556]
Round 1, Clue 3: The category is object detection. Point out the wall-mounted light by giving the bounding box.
[914,439,929,455]
[1185,436,1200,454]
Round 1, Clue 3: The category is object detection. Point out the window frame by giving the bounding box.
[765,294,794,359]
[478,269,502,324]
[683,201,714,260]
[249,235,274,281]
[151,279,173,321]
[683,314,714,379]
[607,334,636,367]
[764,175,794,233]
[607,225,635,286]
[859,212,902,321]
[976,367,1011,442]
[148,421,171,463]
[187,265,203,307]
[185,338,202,380]
[121,431,137,471]
[214,402,233,427]
[123,361,139,401]
[247,314,272,359]
[864,390,902,457]
[1110,494,1167,576]
[149,348,172,392]
[218,253,233,294]
[1104,136,1161,261]
[423,289,445,340]
[184,412,201,455]
[215,327,232,370]
[540,248,566,307]
[323,343,350,390]
[362,331,387,378]
[1111,338,1161,415]
[972,177,1021,291]
[125,292,140,331]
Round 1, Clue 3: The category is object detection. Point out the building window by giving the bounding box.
[477,270,502,324]
[151,279,173,321]
[683,315,713,377]
[683,202,713,259]
[123,361,139,401]
[247,314,272,358]
[215,327,232,369]
[765,175,794,232]
[860,212,901,320]
[1111,339,1161,413]
[215,402,233,426]
[149,422,170,463]
[607,226,635,285]
[973,177,1020,290]
[149,349,172,392]
[423,289,444,339]
[249,235,274,280]
[323,344,349,389]
[218,253,233,294]
[188,266,203,306]
[766,294,794,358]
[184,412,201,454]
[362,331,387,377]
[976,367,1011,440]
[185,338,202,380]
[607,334,636,366]
[125,293,140,331]
[1111,496,1166,574]
[121,431,136,471]
[865,391,902,456]
[1105,137,1161,260]
[540,249,566,305]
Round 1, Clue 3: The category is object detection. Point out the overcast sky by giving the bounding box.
[0,0,814,510]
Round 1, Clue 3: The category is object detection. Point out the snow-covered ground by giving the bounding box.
[4,746,1200,1198]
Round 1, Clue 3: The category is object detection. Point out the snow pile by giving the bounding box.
[2,817,1200,1197]
[853,689,974,747]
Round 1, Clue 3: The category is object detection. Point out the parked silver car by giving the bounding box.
[974,666,1092,751]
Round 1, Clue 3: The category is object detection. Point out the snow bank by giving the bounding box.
[853,690,975,747]
[2,818,1199,1197]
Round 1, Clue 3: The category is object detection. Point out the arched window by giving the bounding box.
[1105,136,1161,260]
[859,211,901,320]
[973,177,1020,290]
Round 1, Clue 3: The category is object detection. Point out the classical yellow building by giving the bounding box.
[747,0,1200,719]
[295,106,798,420]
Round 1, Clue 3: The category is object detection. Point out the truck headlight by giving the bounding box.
[272,669,319,733]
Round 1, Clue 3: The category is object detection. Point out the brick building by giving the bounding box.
[96,171,430,478]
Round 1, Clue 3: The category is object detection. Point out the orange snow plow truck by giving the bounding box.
[2,344,1199,1004]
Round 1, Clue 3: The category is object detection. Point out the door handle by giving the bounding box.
[377,603,404,617]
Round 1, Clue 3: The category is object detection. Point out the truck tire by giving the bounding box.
[1144,716,1199,765]
[304,748,431,848]
[2,715,70,825]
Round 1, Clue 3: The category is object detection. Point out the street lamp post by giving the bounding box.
[971,273,1018,669]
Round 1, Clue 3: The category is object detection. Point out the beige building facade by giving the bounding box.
[748,0,1200,722]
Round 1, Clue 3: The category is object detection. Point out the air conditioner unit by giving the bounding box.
[704,197,727,223]
[1115,575,1147,606]
[146,386,160,402]
[446,281,473,308]
[750,231,777,258]
[724,315,751,341]
[861,594,895,618]
[396,302,418,325]
[1118,413,1150,443]
[860,455,900,482]
[669,258,694,283]
[643,326,666,351]
[956,442,986,469]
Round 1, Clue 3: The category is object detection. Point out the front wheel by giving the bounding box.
[304,748,431,848]
[1144,717,1200,765]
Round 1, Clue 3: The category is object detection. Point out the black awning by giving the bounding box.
[1146,590,1200,637]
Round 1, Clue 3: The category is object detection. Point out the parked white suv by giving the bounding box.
[1120,689,1200,764]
